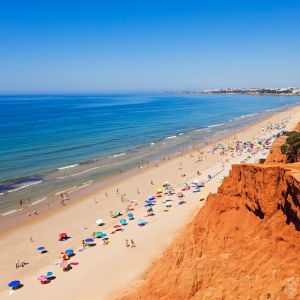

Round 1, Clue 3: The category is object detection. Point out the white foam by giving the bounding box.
[72,183,90,192]
[1,208,23,216]
[57,167,100,179]
[178,133,184,136]
[7,180,42,193]
[57,164,79,170]
[150,142,155,145]
[55,186,78,195]
[208,123,224,128]
[166,135,177,139]
[29,197,47,206]
[112,153,126,158]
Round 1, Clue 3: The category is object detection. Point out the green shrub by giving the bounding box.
[281,131,300,163]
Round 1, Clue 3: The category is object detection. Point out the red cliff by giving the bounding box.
[123,163,300,299]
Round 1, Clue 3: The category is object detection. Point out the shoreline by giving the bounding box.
[0,100,298,214]
[0,105,299,299]
[0,103,298,233]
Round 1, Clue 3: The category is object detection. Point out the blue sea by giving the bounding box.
[0,93,299,213]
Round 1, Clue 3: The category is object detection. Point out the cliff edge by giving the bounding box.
[122,164,300,299]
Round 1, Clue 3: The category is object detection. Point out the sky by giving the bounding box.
[0,0,300,93]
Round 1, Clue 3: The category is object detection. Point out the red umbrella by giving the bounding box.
[113,225,121,229]
[59,233,67,238]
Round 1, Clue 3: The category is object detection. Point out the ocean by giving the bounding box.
[0,93,299,213]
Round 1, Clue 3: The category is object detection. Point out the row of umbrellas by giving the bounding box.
[10,183,177,290]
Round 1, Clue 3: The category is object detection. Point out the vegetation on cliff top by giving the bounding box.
[281,131,300,163]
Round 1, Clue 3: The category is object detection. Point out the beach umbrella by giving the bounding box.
[113,225,121,229]
[148,196,155,201]
[137,219,148,226]
[85,238,94,243]
[127,213,134,219]
[96,219,104,225]
[37,275,48,281]
[45,272,53,277]
[37,246,45,251]
[65,249,74,256]
[156,189,163,193]
[120,219,127,225]
[59,232,67,238]
[96,232,107,238]
[95,232,106,237]
[94,232,102,238]
[8,280,20,288]
[145,200,153,207]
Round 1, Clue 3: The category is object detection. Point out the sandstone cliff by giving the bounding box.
[123,164,300,299]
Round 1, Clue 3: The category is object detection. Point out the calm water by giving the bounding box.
[0,93,299,212]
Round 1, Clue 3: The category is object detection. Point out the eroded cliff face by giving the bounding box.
[123,164,300,300]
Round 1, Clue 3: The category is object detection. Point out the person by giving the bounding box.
[125,239,130,247]
[30,236,34,242]
[16,260,20,269]
[19,199,23,207]
[130,239,136,248]
[150,180,153,185]
[137,188,140,195]
[82,240,86,248]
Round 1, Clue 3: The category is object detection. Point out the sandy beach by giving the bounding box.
[1,105,299,300]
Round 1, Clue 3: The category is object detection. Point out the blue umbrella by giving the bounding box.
[65,249,74,255]
[127,213,134,219]
[8,280,20,288]
[120,219,127,225]
[149,196,155,200]
[37,246,45,251]
[45,272,53,277]
[85,238,94,243]
[100,233,107,238]
[137,219,148,225]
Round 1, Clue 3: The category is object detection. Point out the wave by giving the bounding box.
[150,142,155,146]
[194,128,209,132]
[166,135,177,139]
[266,108,278,112]
[29,197,47,206]
[112,152,126,158]
[57,164,79,170]
[235,113,258,120]
[7,180,42,193]
[178,133,184,136]
[1,208,23,216]
[55,186,78,195]
[57,166,100,179]
[208,123,225,128]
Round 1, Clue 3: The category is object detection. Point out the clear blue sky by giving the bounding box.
[1,0,300,93]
